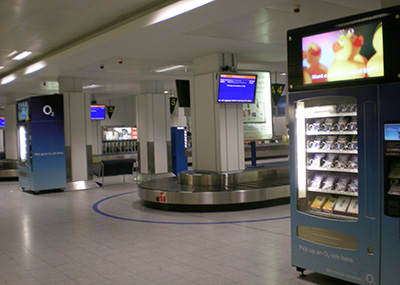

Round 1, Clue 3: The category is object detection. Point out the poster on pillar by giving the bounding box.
[242,71,273,140]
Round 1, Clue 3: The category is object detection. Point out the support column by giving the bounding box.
[59,77,92,182]
[191,53,245,172]
[136,81,171,175]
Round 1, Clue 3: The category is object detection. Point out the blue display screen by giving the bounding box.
[217,74,257,103]
[384,124,400,141]
[90,105,106,120]
[0,117,5,128]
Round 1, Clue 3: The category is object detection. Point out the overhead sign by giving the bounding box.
[271,83,285,105]
[170,97,177,114]
[106,105,115,119]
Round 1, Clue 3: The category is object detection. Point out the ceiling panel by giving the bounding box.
[0,0,386,105]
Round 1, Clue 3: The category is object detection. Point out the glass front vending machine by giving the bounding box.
[16,94,66,192]
[287,6,400,284]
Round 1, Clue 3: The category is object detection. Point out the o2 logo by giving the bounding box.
[43,105,55,117]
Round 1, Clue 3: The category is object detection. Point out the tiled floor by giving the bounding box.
[0,179,353,285]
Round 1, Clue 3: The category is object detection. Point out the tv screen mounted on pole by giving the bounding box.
[217,73,257,103]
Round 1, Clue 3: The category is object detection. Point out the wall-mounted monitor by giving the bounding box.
[0,117,5,128]
[287,5,400,91]
[102,127,137,141]
[90,105,106,120]
[176,79,190,107]
[217,73,257,103]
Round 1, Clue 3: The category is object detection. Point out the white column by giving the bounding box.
[4,104,17,159]
[191,53,245,172]
[59,77,92,181]
[136,81,170,174]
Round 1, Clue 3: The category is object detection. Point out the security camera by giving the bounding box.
[100,65,104,69]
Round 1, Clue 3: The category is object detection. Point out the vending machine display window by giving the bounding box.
[295,96,358,220]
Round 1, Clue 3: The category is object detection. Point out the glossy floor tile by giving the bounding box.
[0,180,353,285]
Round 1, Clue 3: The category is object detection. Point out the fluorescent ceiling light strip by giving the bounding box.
[1,74,16,85]
[155,65,185,73]
[25,61,46,75]
[12,51,32,61]
[149,0,215,25]
[7,51,18,58]
[83,84,102,89]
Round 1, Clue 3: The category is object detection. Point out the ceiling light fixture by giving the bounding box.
[0,66,4,71]
[1,74,16,85]
[154,64,185,73]
[149,0,215,25]
[25,61,46,75]
[6,51,18,58]
[11,51,32,61]
[83,84,102,89]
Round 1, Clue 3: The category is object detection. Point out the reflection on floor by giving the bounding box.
[0,180,354,285]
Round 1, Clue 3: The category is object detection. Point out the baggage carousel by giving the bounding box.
[0,160,18,181]
[138,161,290,211]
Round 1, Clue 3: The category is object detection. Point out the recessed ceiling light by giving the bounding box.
[83,84,102,89]
[154,64,185,73]
[11,51,32,61]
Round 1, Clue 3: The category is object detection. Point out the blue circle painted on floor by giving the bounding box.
[92,192,290,225]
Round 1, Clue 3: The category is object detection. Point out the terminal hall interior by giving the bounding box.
[0,1,398,284]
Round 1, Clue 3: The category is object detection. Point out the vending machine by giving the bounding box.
[171,126,188,175]
[16,94,66,192]
[287,6,400,285]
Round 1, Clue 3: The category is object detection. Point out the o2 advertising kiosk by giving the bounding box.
[287,5,400,284]
[16,94,66,192]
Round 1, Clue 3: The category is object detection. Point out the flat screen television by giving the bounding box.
[90,105,106,120]
[287,5,400,91]
[217,73,257,103]
[0,117,5,128]
[176,80,190,107]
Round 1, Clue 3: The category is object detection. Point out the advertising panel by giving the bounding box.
[102,127,137,141]
[243,71,273,140]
